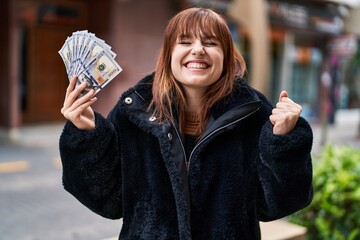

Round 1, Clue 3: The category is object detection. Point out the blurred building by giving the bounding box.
[1,0,360,134]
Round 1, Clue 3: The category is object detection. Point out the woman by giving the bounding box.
[60,7,313,240]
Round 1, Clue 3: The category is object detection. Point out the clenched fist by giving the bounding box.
[269,91,302,135]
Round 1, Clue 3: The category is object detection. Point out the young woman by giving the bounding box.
[60,7,313,240]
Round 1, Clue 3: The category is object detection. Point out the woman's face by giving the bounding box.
[171,35,224,95]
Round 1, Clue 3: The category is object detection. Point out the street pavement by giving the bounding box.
[311,109,360,154]
[0,123,122,240]
[0,109,359,240]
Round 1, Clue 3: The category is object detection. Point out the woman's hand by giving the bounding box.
[269,91,302,135]
[61,76,97,130]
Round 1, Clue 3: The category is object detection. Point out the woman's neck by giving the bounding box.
[184,111,201,136]
[183,86,206,114]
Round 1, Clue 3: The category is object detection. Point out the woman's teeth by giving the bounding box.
[186,62,208,69]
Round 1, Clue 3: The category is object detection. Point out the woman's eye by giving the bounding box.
[179,41,191,45]
[204,41,218,46]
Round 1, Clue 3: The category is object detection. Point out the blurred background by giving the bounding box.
[0,0,359,239]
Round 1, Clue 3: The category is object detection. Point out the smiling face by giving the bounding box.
[171,35,224,95]
[152,8,246,123]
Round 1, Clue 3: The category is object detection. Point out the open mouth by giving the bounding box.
[185,62,209,69]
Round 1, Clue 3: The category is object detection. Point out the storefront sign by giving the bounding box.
[188,0,230,12]
[328,34,357,56]
[18,1,87,27]
[267,0,344,34]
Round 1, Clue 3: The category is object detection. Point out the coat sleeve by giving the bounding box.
[256,101,314,221]
[59,110,123,220]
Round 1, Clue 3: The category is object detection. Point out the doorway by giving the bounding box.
[19,0,88,123]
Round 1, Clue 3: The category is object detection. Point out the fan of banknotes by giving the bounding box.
[58,30,122,96]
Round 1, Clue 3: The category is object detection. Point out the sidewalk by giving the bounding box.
[311,109,360,154]
[0,121,65,148]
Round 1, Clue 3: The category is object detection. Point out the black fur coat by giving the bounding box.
[59,74,313,240]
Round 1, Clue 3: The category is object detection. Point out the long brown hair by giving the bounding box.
[150,7,246,135]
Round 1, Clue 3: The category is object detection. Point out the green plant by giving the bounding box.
[289,145,360,240]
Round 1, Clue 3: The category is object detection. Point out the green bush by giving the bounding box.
[289,145,360,240]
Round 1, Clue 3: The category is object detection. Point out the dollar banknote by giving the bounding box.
[59,30,122,95]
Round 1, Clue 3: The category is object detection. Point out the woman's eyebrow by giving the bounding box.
[202,35,217,40]
[178,34,191,39]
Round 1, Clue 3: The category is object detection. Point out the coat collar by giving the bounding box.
[119,74,263,154]
[124,73,262,121]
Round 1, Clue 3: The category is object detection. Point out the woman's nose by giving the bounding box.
[191,41,205,55]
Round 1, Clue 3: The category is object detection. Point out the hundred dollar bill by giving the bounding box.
[78,35,116,75]
[77,50,122,95]
[66,36,75,78]
[58,37,71,75]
